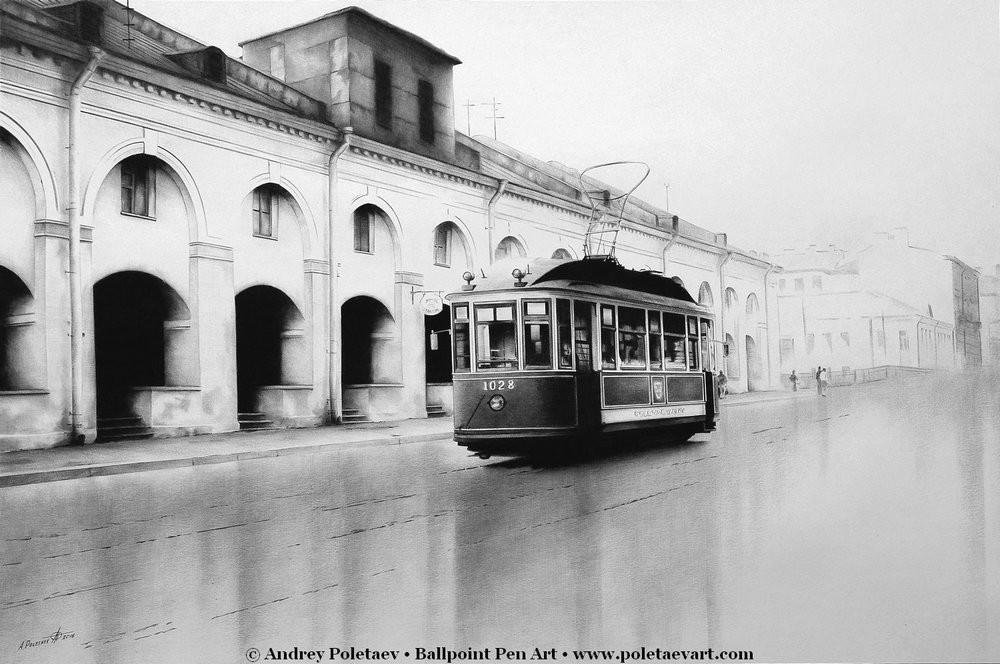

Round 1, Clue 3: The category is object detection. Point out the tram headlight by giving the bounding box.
[488,394,506,411]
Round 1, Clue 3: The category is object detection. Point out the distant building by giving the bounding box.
[774,229,981,380]
[1,0,779,451]
[979,266,1000,366]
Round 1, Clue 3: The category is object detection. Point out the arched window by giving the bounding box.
[671,276,685,288]
[495,236,526,261]
[698,282,714,308]
[353,205,388,254]
[746,293,760,316]
[725,287,738,312]
[551,248,573,260]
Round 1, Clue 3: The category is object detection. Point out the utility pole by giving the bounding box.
[664,183,670,212]
[482,97,504,140]
[461,99,476,135]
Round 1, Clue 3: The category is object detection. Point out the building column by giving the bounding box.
[395,270,427,419]
[304,259,330,420]
[189,242,238,433]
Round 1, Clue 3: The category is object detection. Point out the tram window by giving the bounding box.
[700,319,714,372]
[453,304,471,372]
[475,304,517,369]
[523,300,552,369]
[686,316,700,371]
[663,313,686,370]
[575,301,594,371]
[618,307,647,369]
[557,299,573,369]
[648,311,662,370]
[601,305,616,369]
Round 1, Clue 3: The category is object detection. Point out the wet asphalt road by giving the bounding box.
[1,372,998,663]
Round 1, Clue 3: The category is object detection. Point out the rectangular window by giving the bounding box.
[618,307,647,369]
[899,330,909,351]
[574,301,594,371]
[523,300,551,369]
[354,211,372,253]
[700,319,715,372]
[662,313,686,370]
[648,311,662,370]
[453,305,470,372]
[418,79,435,143]
[823,332,833,353]
[840,332,850,347]
[812,276,823,290]
[374,59,392,129]
[121,158,155,217]
[252,188,277,238]
[475,303,517,370]
[794,278,804,292]
[779,279,786,291]
[557,299,573,369]
[601,305,616,369]
[686,316,700,371]
[433,226,451,266]
[806,333,815,355]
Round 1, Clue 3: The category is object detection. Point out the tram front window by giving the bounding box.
[475,303,517,369]
[523,300,552,369]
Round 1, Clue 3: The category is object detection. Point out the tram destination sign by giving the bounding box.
[601,403,706,424]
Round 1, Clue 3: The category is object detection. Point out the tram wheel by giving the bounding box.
[476,452,492,460]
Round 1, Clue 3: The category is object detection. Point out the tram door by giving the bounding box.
[424,305,452,383]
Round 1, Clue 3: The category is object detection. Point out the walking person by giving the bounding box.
[717,370,728,399]
[815,366,822,396]
[789,369,799,392]
[819,366,828,396]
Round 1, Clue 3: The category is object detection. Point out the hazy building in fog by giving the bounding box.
[1,0,778,451]
[979,266,1000,366]
[775,229,983,379]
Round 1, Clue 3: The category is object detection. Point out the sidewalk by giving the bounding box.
[0,389,808,487]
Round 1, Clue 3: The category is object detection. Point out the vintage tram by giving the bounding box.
[446,257,720,457]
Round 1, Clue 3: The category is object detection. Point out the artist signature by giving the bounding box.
[16,627,76,650]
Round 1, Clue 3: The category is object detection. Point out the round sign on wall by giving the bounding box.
[419,293,444,316]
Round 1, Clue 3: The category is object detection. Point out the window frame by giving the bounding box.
[522,299,553,369]
[374,59,393,130]
[120,156,156,219]
[418,78,435,144]
[353,208,374,254]
[252,185,279,239]
[474,302,518,371]
[432,225,452,267]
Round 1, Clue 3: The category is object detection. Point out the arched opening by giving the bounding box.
[0,267,35,391]
[342,296,399,385]
[724,332,739,379]
[746,293,760,317]
[671,275,685,288]
[725,287,739,313]
[235,286,306,413]
[746,335,762,391]
[551,248,574,260]
[495,236,526,261]
[425,304,452,384]
[431,222,472,269]
[698,282,714,308]
[94,271,190,419]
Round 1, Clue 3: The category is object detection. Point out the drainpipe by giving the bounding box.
[327,128,352,424]
[718,249,733,376]
[68,47,104,444]
[661,215,680,271]
[487,179,508,265]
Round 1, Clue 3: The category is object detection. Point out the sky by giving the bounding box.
[130,0,1000,269]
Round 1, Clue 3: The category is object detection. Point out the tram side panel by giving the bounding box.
[452,374,580,441]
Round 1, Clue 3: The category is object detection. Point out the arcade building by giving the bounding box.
[0,0,780,451]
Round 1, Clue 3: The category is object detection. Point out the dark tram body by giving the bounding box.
[447,257,720,456]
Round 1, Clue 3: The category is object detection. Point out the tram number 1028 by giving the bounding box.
[483,380,515,391]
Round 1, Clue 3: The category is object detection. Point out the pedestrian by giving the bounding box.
[789,369,799,392]
[815,366,822,395]
[819,366,828,396]
[717,370,728,399]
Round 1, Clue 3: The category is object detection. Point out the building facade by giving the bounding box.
[0,0,779,452]
[774,229,982,382]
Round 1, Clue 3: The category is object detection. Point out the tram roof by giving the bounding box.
[454,257,703,309]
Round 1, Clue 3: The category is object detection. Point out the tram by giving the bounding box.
[446,257,720,457]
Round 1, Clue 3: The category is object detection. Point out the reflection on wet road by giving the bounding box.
[2,373,998,662]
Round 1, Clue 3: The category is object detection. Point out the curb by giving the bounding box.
[0,431,448,488]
